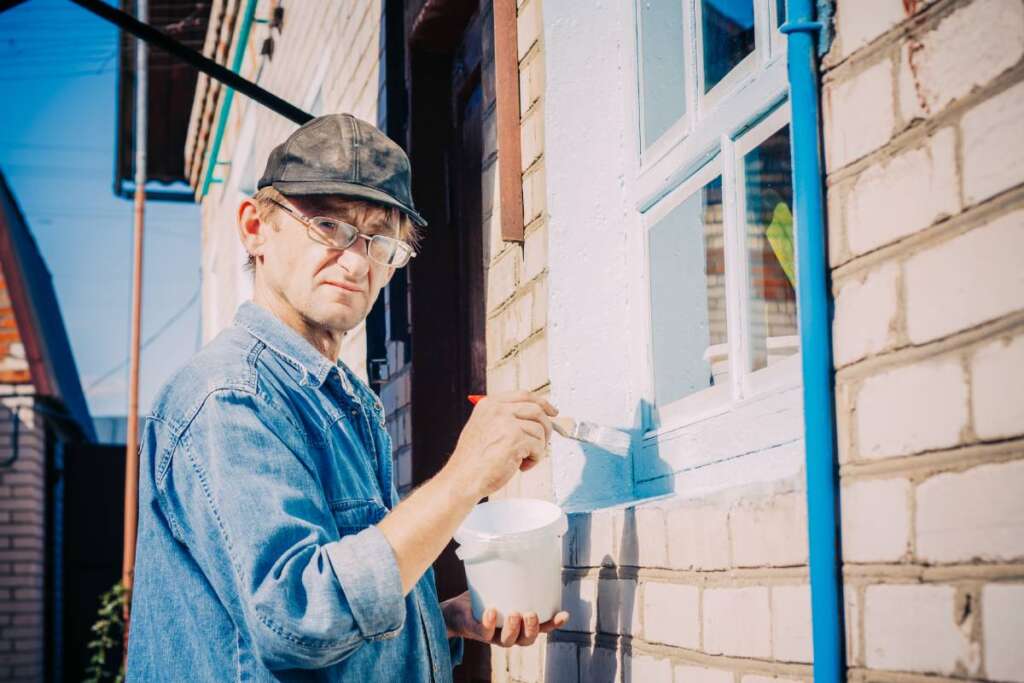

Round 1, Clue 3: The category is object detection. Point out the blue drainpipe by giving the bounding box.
[200,0,259,197]
[781,1,845,682]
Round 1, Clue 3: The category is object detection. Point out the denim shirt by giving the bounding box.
[126,301,461,682]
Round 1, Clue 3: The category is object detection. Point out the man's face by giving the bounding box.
[255,195,398,334]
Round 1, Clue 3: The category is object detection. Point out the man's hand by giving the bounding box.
[441,591,569,648]
[443,392,558,502]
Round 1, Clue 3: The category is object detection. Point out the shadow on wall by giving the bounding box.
[547,399,675,681]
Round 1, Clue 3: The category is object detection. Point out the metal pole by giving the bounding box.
[122,0,147,634]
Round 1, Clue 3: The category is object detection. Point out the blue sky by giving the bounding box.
[0,0,202,419]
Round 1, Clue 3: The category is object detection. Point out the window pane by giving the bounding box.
[744,125,797,372]
[702,0,756,92]
[777,0,786,27]
[648,176,727,410]
[638,0,687,148]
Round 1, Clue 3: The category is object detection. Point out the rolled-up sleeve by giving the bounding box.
[324,526,404,640]
[157,388,405,670]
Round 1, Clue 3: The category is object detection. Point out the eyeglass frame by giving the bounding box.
[264,196,418,268]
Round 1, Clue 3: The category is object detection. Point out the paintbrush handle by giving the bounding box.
[551,416,575,438]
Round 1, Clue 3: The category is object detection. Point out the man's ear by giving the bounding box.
[237,198,267,262]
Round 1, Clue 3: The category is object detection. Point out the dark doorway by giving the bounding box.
[406,1,489,680]
[59,443,125,681]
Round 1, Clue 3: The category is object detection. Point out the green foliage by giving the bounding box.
[83,582,127,683]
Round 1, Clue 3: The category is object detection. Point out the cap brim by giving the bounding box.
[271,180,428,227]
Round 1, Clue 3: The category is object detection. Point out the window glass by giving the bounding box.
[776,0,786,27]
[743,125,797,372]
[638,0,687,148]
[702,0,756,92]
[648,176,727,410]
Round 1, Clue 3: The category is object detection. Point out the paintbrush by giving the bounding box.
[467,395,631,457]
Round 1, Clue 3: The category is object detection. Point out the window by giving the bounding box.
[633,0,801,487]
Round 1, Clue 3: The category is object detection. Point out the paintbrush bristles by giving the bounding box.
[550,415,631,457]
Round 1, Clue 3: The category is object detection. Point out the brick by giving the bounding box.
[855,356,968,459]
[962,80,1024,206]
[665,502,730,570]
[771,584,813,663]
[487,358,518,393]
[898,0,1024,119]
[729,492,808,568]
[840,477,911,563]
[641,582,699,649]
[742,678,803,683]
[518,449,554,501]
[971,334,1024,440]
[864,584,977,675]
[916,459,1024,563]
[518,46,545,115]
[522,162,546,225]
[530,274,548,334]
[905,210,1024,344]
[562,578,598,633]
[617,506,667,568]
[579,646,619,683]
[520,104,544,172]
[597,578,639,636]
[845,586,862,666]
[833,262,900,366]
[824,58,895,170]
[844,127,959,256]
[516,0,542,62]
[674,666,733,683]
[832,1,905,59]
[514,632,544,682]
[544,641,578,681]
[565,509,615,568]
[703,587,772,658]
[983,583,1024,682]
[487,247,521,312]
[524,222,548,283]
[623,653,671,682]
[518,333,548,391]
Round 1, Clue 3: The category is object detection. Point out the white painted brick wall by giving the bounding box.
[545,641,579,682]
[641,582,699,649]
[982,583,1024,683]
[904,210,1024,344]
[864,584,978,675]
[741,677,803,683]
[897,0,1024,119]
[563,577,598,632]
[488,248,521,312]
[703,587,772,659]
[841,477,911,563]
[855,355,968,459]
[623,653,672,682]
[597,579,639,636]
[771,584,813,663]
[831,1,906,60]
[579,647,619,683]
[824,58,895,170]
[961,80,1024,206]
[916,459,1024,563]
[665,503,731,570]
[833,262,900,366]
[971,333,1024,441]
[845,586,862,666]
[844,127,959,257]
[729,492,808,568]
[674,665,734,683]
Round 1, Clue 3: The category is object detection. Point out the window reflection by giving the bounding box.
[648,176,727,411]
[702,0,756,92]
[744,125,798,372]
[638,0,687,148]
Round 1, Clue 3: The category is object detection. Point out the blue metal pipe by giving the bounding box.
[782,1,846,681]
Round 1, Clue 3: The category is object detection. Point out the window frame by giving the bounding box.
[628,0,800,484]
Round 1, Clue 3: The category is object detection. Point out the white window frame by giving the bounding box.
[628,0,800,489]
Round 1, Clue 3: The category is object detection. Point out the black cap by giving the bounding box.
[257,113,427,227]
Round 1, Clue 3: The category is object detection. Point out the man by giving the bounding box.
[126,113,567,681]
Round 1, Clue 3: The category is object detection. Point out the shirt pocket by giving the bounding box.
[329,498,388,538]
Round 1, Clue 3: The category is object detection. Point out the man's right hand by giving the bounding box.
[442,392,558,502]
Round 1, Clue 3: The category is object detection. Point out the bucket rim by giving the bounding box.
[454,497,568,546]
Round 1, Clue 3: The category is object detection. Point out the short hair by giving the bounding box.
[243,186,422,273]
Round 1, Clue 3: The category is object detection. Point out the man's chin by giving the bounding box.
[313,301,368,332]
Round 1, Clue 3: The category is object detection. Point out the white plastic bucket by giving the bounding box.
[454,498,568,627]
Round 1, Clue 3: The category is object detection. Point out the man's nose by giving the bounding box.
[336,238,371,277]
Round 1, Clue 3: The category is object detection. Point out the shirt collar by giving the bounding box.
[233,300,339,389]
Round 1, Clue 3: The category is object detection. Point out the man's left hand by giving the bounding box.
[441,591,569,647]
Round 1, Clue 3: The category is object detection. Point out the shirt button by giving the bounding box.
[350,408,359,417]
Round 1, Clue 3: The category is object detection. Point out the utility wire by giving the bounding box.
[86,286,200,392]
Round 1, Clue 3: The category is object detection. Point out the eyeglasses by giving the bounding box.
[266,197,417,268]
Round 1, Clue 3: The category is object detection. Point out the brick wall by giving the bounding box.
[824,0,1024,680]
[0,272,46,682]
